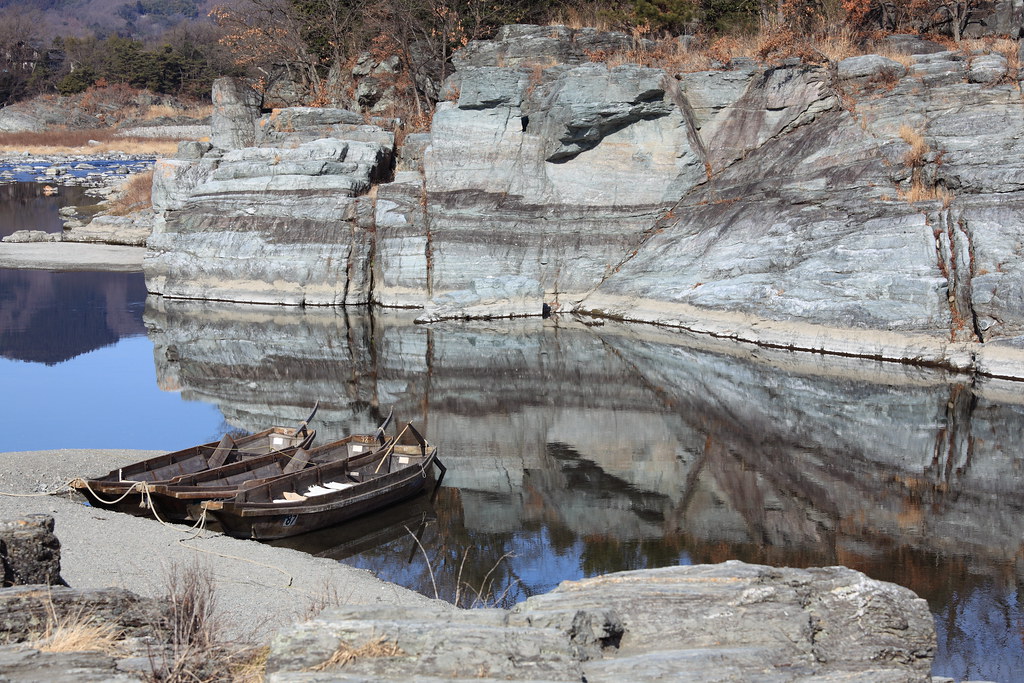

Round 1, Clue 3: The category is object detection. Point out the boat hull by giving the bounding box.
[206,439,440,540]
[211,473,430,540]
[69,426,316,513]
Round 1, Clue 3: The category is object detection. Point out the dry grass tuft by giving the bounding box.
[105,170,154,216]
[899,124,929,166]
[814,27,861,63]
[309,636,405,672]
[303,579,343,620]
[547,4,613,31]
[227,645,269,683]
[870,47,915,70]
[900,181,954,206]
[32,603,122,655]
[143,104,180,120]
[150,560,225,682]
[141,103,212,121]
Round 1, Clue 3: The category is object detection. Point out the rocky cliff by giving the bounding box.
[144,26,1024,377]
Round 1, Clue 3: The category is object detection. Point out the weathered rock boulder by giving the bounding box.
[210,77,260,150]
[0,515,63,587]
[265,561,935,681]
[1,230,60,243]
[0,585,167,642]
[145,83,394,305]
[63,210,153,246]
[0,646,143,682]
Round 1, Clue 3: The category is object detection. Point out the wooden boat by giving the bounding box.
[69,403,320,514]
[146,411,394,522]
[203,423,444,540]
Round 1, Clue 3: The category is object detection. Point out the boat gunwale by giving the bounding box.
[207,446,438,519]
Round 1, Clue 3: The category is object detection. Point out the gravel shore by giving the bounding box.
[0,449,446,642]
[0,242,145,271]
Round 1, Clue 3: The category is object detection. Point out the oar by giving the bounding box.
[375,407,395,445]
[294,400,320,439]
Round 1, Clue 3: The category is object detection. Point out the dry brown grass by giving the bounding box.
[814,27,861,63]
[547,5,614,31]
[143,104,180,120]
[0,129,180,156]
[105,170,154,215]
[567,20,1022,75]
[585,37,715,72]
[227,646,269,683]
[900,181,954,206]
[869,47,916,69]
[899,124,929,166]
[309,637,405,672]
[141,103,212,121]
[30,600,122,655]
[896,124,952,205]
[150,560,225,683]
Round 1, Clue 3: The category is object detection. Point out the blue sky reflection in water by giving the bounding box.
[0,269,224,451]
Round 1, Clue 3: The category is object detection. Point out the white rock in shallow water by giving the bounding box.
[2,230,60,243]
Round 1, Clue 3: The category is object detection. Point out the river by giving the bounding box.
[1,194,1022,681]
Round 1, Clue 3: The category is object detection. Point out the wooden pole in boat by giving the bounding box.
[375,423,410,473]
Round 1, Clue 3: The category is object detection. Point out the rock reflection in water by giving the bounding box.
[144,296,1024,681]
[1,269,146,364]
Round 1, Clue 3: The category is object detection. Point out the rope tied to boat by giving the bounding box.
[0,480,78,497]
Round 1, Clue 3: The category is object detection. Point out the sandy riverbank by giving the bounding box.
[0,242,145,271]
[0,449,446,642]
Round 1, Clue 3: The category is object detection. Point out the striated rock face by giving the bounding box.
[146,28,1024,376]
[145,108,393,305]
[265,562,934,681]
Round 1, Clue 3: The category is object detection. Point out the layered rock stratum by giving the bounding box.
[144,26,1024,377]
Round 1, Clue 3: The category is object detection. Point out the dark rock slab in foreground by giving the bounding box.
[0,585,168,642]
[265,561,935,682]
[0,514,64,587]
[0,645,142,682]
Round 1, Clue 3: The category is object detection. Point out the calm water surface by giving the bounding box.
[2,267,1023,682]
[0,183,100,239]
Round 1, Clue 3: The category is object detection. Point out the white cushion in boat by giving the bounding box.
[305,485,335,497]
[273,491,307,503]
[324,481,354,490]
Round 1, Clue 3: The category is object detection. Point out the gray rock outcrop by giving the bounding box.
[265,562,934,681]
[210,77,260,150]
[63,211,153,246]
[0,515,64,587]
[145,96,393,305]
[144,27,1024,378]
[0,515,168,681]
